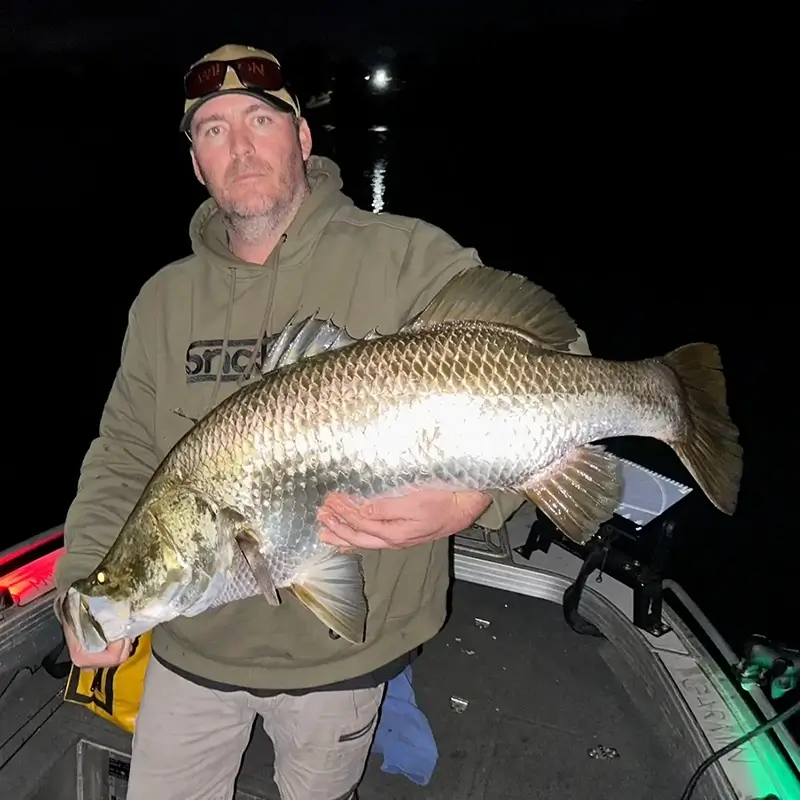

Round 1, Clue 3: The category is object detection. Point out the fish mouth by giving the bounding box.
[63,588,109,654]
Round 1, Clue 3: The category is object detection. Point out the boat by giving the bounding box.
[305,90,333,109]
[1,459,798,799]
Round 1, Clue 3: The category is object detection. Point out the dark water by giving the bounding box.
[6,22,795,734]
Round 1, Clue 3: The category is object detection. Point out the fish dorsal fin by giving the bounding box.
[260,267,577,376]
[261,312,382,375]
[401,266,579,351]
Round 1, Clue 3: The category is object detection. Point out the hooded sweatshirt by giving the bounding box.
[55,156,589,692]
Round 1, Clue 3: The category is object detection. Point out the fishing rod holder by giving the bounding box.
[515,515,678,639]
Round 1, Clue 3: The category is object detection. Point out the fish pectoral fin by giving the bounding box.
[217,508,280,607]
[522,445,622,545]
[230,525,281,607]
[288,554,368,645]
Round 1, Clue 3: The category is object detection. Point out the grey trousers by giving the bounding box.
[127,656,385,800]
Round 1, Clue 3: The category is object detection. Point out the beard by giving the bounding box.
[202,146,309,246]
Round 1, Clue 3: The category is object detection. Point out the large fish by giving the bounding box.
[62,268,742,652]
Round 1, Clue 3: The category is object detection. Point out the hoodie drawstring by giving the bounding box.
[207,267,238,412]
[237,233,287,388]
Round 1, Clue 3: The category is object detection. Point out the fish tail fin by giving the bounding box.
[403,266,580,351]
[663,343,743,515]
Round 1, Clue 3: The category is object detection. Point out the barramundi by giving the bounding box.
[62,267,743,651]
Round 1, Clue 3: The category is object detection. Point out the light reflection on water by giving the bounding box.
[371,158,387,213]
[369,125,390,214]
[317,123,392,214]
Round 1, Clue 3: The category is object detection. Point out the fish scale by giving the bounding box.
[62,267,742,652]
[190,324,669,590]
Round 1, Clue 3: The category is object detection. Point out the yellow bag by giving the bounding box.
[63,632,151,734]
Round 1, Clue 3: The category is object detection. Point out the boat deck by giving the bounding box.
[325,579,683,799]
[7,503,796,799]
[1,579,685,800]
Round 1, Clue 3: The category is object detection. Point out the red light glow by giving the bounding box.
[0,535,63,607]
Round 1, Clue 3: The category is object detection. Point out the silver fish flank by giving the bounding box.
[62,267,743,652]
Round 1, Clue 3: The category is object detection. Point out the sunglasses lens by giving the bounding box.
[184,57,284,100]
[233,57,284,91]
[184,61,225,99]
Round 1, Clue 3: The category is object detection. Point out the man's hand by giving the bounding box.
[317,489,493,550]
[63,622,133,669]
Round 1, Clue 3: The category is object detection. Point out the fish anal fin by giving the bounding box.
[289,553,368,644]
[218,509,281,607]
[523,445,621,545]
[401,266,579,352]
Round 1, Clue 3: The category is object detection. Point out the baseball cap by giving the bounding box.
[180,44,301,133]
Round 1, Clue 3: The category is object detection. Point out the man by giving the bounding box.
[55,44,587,800]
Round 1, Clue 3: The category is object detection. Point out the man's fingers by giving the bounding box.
[327,494,407,522]
[317,527,356,550]
[323,493,360,511]
[72,652,109,668]
[323,495,368,519]
[108,638,132,658]
[67,635,132,669]
[318,513,396,549]
[330,530,396,549]
[319,501,403,537]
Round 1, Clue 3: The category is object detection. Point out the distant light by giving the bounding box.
[366,67,391,91]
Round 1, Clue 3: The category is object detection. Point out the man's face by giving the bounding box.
[190,93,312,221]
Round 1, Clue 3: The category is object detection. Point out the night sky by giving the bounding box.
[8,0,648,52]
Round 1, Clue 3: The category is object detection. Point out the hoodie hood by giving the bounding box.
[183,155,353,411]
[187,155,353,278]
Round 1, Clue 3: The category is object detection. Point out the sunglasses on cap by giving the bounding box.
[184,56,284,100]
